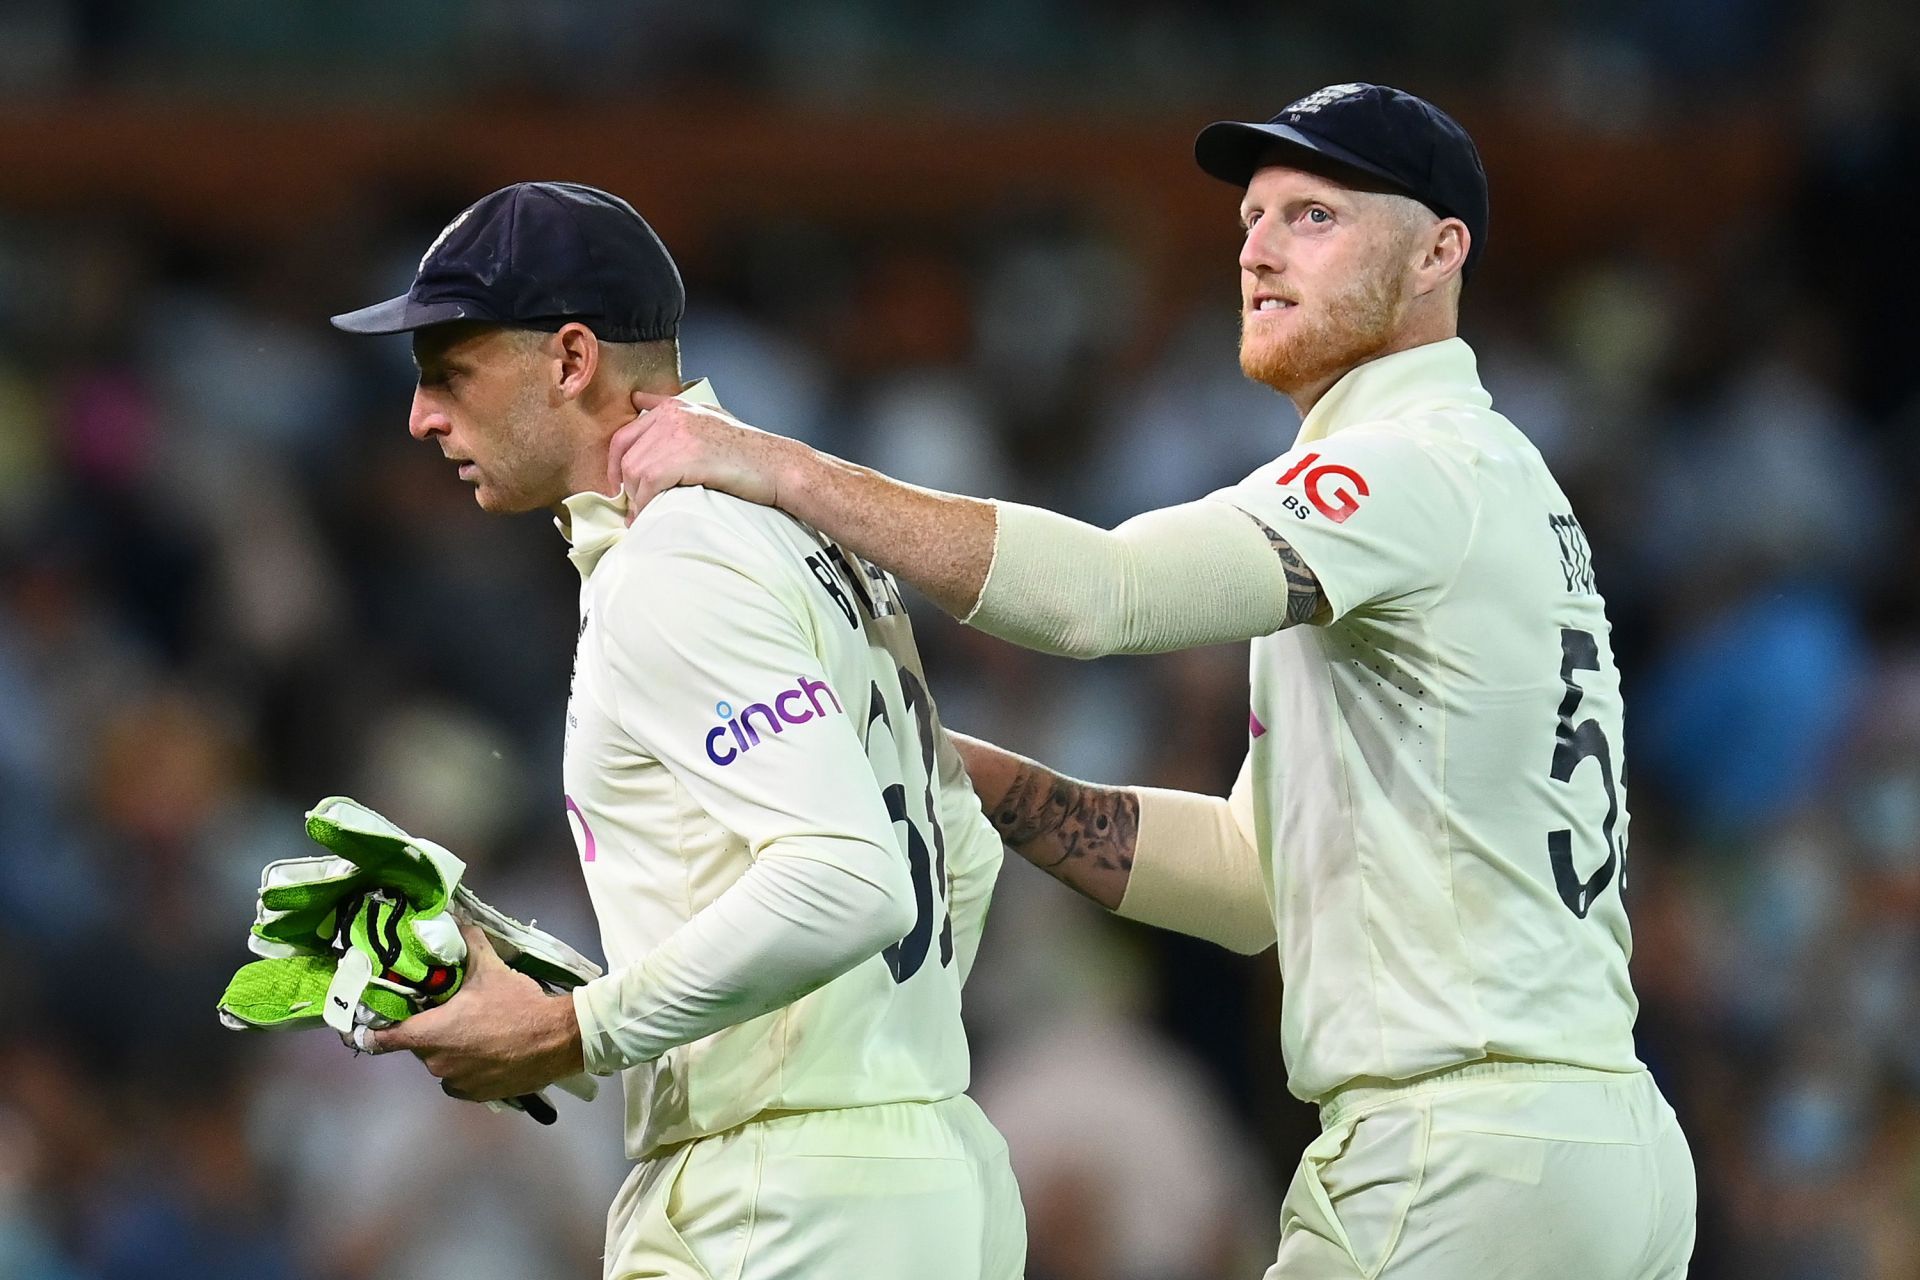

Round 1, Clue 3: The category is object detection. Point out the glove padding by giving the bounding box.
[219,796,604,1122]
[217,953,412,1031]
[219,887,465,1033]
[251,796,467,963]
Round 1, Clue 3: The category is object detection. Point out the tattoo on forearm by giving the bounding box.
[991,763,1139,878]
[1247,515,1326,627]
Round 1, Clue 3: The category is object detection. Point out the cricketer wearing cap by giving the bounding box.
[330,182,1025,1280]
[608,86,1697,1278]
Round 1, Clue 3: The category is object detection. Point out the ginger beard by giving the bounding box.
[1239,241,1414,398]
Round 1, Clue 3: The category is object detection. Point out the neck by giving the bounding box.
[548,375,685,517]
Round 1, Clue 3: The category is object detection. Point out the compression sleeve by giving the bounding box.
[962,498,1300,658]
[572,843,911,1074]
[1114,755,1275,955]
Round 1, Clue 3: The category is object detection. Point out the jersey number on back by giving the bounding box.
[865,665,955,983]
[1547,628,1626,918]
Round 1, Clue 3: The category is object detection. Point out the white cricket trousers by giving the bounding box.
[603,1094,1026,1279]
[1268,1062,1695,1279]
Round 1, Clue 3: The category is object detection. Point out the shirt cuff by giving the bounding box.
[571,979,628,1076]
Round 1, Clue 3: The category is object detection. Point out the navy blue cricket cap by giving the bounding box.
[1194,83,1489,277]
[331,181,685,341]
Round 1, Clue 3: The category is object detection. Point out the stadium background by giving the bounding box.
[3,2,1919,1277]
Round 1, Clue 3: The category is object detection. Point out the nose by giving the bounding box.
[409,389,450,442]
[1239,220,1282,278]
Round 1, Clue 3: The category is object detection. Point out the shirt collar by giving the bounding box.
[1292,337,1492,446]
[558,377,723,577]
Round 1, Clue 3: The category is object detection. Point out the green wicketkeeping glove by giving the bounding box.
[218,956,409,1030]
[251,797,467,959]
[219,795,604,1124]
[236,796,468,1038]
[250,794,601,994]
[219,887,465,1032]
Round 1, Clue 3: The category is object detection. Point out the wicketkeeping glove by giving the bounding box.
[218,885,464,1032]
[218,796,604,1124]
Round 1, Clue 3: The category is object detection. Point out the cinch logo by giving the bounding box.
[1277,451,1370,523]
[705,676,844,766]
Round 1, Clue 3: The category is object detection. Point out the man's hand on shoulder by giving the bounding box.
[610,391,801,525]
[365,922,585,1102]
[609,388,999,618]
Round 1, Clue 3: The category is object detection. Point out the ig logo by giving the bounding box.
[1277,452,1369,523]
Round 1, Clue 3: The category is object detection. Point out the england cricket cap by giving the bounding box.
[1194,83,1489,277]
[331,181,685,341]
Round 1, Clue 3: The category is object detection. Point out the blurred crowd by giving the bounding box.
[0,0,1842,107]
[5,3,1920,1279]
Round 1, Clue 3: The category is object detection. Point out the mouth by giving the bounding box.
[1248,296,1297,315]
[456,462,478,480]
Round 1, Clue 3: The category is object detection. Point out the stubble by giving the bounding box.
[1239,250,1412,398]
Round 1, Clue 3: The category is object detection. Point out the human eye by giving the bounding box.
[418,363,458,392]
[1241,208,1262,232]
[1301,204,1332,226]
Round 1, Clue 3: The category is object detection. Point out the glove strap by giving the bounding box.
[324,946,376,1035]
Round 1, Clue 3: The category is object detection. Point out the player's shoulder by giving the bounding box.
[1355,407,1488,461]
[1232,417,1476,494]
[587,490,817,649]
[615,486,807,573]
[576,492,809,628]
[1359,409,1581,546]
[1339,403,1553,493]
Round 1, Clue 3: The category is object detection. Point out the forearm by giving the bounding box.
[950,732,1138,910]
[571,843,913,1074]
[774,446,998,617]
[955,735,1275,954]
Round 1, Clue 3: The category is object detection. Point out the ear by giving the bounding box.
[1416,219,1469,297]
[551,322,600,402]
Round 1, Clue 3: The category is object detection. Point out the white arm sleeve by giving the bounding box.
[572,845,911,1074]
[1115,755,1274,955]
[963,499,1301,658]
[570,516,917,1074]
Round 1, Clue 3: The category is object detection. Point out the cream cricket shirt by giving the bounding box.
[1209,339,1643,1102]
[559,382,1002,1160]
